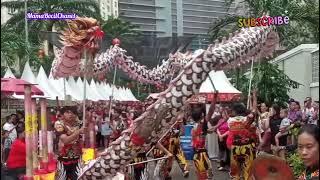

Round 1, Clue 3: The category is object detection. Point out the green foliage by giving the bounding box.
[102,16,142,48]
[230,62,300,106]
[1,66,7,77]
[1,0,101,55]
[209,0,319,49]
[1,26,55,76]
[287,151,305,178]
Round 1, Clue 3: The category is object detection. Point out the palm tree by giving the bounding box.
[1,25,52,76]
[230,62,300,106]
[1,0,101,55]
[101,16,142,49]
[208,0,319,49]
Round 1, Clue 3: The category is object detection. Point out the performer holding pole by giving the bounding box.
[54,106,84,180]
[192,91,218,180]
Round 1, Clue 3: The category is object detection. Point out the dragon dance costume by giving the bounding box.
[131,152,148,180]
[298,168,319,180]
[227,116,257,180]
[54,120,83,180]
[192,120,213,180]
[153,123,189,179]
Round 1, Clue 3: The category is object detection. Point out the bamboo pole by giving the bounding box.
[247,58,254,109]
[31,98,39,171]
[108,67,117,121]
[126,156,170,167]
[146,120,179,156]
[40,98,48,170]
[24,85,33,179]
[47,131,54,162]
[83,51,88,146]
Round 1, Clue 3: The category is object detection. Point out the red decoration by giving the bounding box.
[93,27,105,39]
[38,49,45,59]
[98,74,104,81]
[112,38,121,45]
[131,133,145,146]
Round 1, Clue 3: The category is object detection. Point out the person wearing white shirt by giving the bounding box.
[2,115,17,163]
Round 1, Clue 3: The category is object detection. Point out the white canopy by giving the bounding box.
[5,63,137,101]
[36,66,63,100]
[3,68,16,78]
[199,70,241,94]
[20,61,37,84]
[125,88,139,101]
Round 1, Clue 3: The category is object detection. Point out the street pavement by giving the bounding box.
[148,159,230,180]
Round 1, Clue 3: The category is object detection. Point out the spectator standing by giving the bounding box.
[4,123,26,180]
[302,97,316,125]
[216,109,230,171]
[269,105,288,158]
[101,116,112,148]
[2,115,17,163]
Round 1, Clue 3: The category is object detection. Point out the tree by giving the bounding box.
[230,62,300,107]
[1,0,101,55]
[101,16,142,49]
[1,26,56,76]
[208,0,319,49]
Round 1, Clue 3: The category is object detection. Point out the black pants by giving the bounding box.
[4,148,10,162]
[3,167,26,180]
[218,139,230,168]
[58,160,79,180]
[96,132,104,148]
[134,167,146,180]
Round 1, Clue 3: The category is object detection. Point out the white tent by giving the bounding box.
[199,70,241,102]
[84,79,98,101]
[199,70,241,94]
[75,78,84,99]
[3,68,16,78]
[90,80,109,100]
[15,62,52,99]
[125,88,139,101]
[36,66,63,100]
[20,61,37,84]
[48,72,82,101]
[67,76,84,101]
[119,87,129,101]
[88,80,105,101]
[96,82,110,100]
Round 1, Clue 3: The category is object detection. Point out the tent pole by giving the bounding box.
[247,58,254,109]
[208,73,217,102]
[63,78,66,101]
[83,51,88,145]
[31,98,39,171]
[108,67,117,121]
[24,85,33,179]
[40,98,48,170]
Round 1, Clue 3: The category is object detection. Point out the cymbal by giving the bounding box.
[249,154,294,180]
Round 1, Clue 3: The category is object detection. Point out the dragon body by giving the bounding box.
[76,24,279,179]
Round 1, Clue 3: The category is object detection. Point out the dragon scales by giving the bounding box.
[77,25,279,180]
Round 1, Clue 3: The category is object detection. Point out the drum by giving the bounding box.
[249,154,294,180]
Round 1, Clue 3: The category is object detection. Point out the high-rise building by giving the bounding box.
[1,0,14,25]
[98,0,119,20]
[119,0,243,50]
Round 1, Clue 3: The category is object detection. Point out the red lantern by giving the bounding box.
[112,38,121,46]
[98,74,104,81]
[38,49,45,59]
